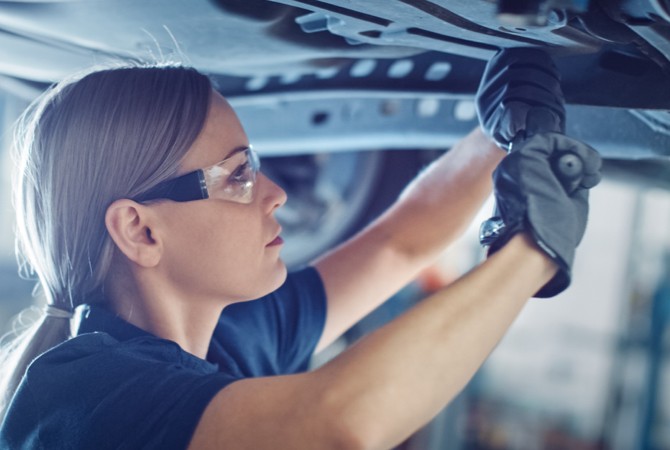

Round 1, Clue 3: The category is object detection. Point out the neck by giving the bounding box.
[107,269,227,360]
[122,298,224,359]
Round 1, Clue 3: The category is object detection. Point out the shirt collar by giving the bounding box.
[74,303,223,372]
[74,304,152,342]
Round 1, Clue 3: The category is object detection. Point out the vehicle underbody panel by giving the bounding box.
[0,0,669,163]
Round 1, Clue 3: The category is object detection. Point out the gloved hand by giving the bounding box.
[488,132,602,297]
[476,48,565,149]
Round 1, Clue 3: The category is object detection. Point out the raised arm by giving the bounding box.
[313,47,579,352]
[190,233,555,450]
[313,127,503,351]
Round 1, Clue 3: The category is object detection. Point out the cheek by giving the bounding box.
[160,205,284,300]
[202,220,257,277]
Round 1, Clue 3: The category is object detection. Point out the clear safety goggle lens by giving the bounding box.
[201,147,260,204]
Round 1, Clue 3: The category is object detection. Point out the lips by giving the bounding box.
[267,226,284,247]
[267,235,284,247]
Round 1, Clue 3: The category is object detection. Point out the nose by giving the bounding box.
[258,172,287,213]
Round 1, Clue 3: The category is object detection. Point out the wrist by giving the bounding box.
[502,233,559,284]
[473,127,508,156]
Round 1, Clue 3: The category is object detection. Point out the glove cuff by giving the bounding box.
[529,228,573,297]
[487,225,573,298]
[535,268,570,298]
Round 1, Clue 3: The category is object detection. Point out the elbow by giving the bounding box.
[322,417,380,450]
[315,389,389,450]
[328,419,376,450]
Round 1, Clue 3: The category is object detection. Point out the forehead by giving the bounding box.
[178,91,249,174]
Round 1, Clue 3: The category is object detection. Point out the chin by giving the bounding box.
[252,258,288,299]
[270,259,288,290]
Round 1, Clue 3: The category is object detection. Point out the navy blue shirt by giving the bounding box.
[0,267,326,449]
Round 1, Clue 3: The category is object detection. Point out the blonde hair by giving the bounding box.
[0,65,212,420]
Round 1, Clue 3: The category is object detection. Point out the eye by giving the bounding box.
[228,160,251,184]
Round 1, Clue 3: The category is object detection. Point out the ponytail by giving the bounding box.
[0,314,70,421]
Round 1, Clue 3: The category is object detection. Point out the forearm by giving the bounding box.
[313,127,503,350]
[314,234,555,449]
[380,126,502,262]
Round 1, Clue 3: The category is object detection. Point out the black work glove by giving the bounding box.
[476,48,565,149]
[489,132,602,297]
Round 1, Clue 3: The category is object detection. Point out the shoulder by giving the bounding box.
[31,332,192,373]
[6,333,236,449]
[211,267,327,376]
[225,266,326,319]
[27,332,233,397]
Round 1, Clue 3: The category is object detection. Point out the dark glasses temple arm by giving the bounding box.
[133,170,208,203]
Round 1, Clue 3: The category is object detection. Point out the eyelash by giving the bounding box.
[229,162,249,184]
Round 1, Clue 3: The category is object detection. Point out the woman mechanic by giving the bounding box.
[0,49,601,449]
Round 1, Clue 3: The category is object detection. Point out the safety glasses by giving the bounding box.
[134,146,260,204]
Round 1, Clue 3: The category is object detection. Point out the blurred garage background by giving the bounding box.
[1,1,670,448]
[1,86,669,449]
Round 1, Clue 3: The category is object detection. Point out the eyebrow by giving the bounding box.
[214,145,250,167]
[189,146,248,175]
[175,145,249,178]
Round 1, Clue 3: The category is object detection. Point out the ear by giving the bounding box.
[105,199,163,268]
